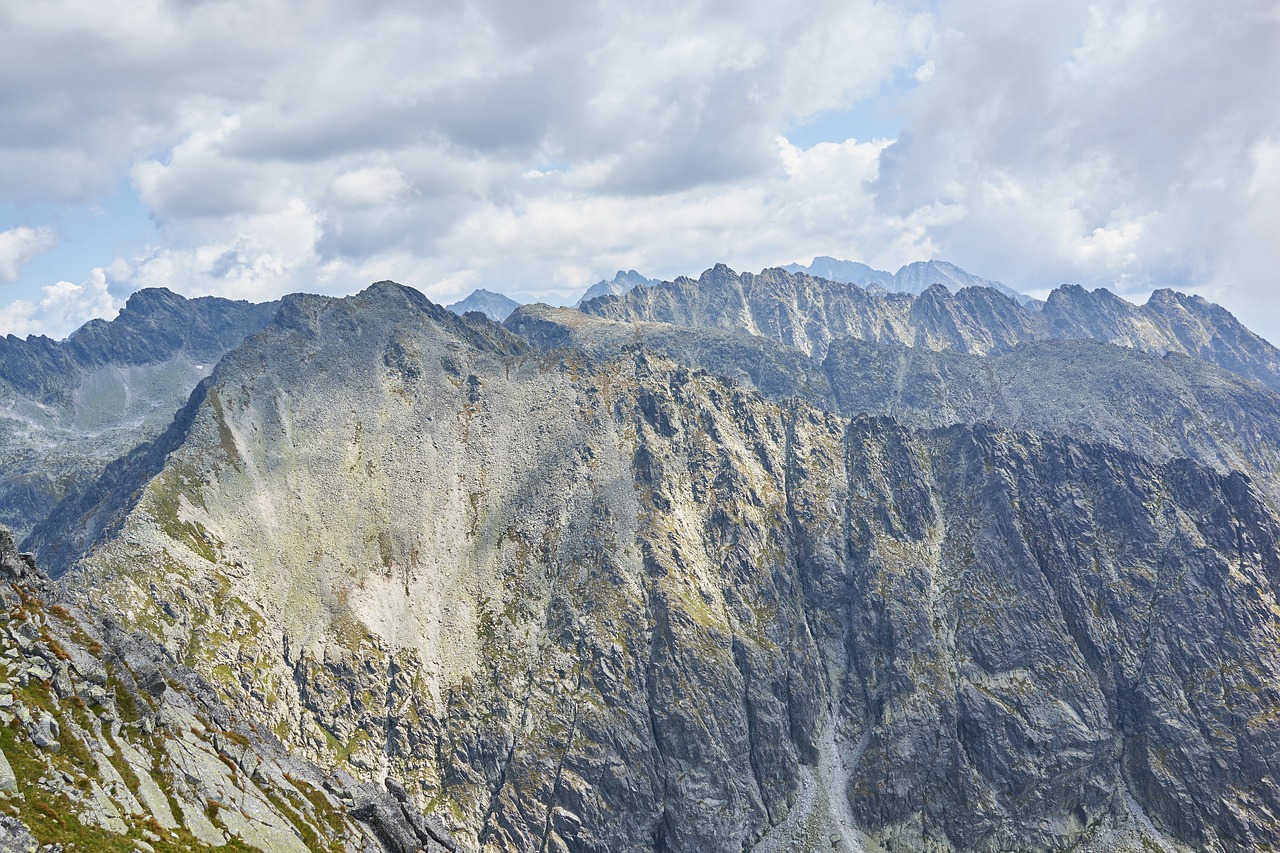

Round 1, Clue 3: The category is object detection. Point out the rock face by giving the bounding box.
[509,304,1280,505]
[445,290,523,323]
[39,280,1280,852]
[0,526,456,852]
[0,288,277,541]
[580,265,1280,390]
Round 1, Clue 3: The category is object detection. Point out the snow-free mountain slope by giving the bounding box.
[0,526,456,852]
[38,280,1280,852]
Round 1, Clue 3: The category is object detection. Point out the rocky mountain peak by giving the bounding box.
[575,269,659,307]
[918,281,953,299]
[12,266,1280,852]
[121,285,185,313]
[358,278,421,304]
[445,287,522,321]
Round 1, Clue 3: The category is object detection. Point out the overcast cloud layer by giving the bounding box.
[1,0,1278,341]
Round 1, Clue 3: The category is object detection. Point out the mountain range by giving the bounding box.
[445,258,1034,327]
[1,264,1278,852]
[579,264,1280,386]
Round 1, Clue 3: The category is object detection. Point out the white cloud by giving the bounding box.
[0,226,56,282]
[1,0,1279,343]
[94,133,904,309]
[124,200,324,303]
[1206,135,1280,342]
[330,167,410,209]
[0,268,119,338]
[870,0,1280,314]
[2,0,932,308]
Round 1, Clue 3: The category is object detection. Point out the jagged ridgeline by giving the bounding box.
[24,274,1280,851]
[0,288,278,542]
[578,264,1280,387]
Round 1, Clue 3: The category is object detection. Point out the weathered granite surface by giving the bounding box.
[0,525,454,852]
[36,281,1280,851]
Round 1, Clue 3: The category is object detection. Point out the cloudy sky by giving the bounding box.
[2,0,1278,341]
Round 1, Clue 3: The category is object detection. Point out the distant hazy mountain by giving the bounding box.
[575,269,658,306]
[784,256,1034,304]
[0,287,276,540]
[445,287,522,321]
[783,256,896,288]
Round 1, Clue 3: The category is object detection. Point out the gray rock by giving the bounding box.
[351,793,421,853]
[0,814,43,851]
[37,280,1280,852]
[28,712,59,750]
[0,747,16,793]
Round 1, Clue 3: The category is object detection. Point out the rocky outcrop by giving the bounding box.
[43,282,1280,851]
[580,265,1280,390]
[0,525,454,852]
[0,288,277,541]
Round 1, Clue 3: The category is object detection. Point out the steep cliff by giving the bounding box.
[40,282,1280,852]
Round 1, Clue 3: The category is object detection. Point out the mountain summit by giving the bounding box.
[444,288,522,321]
[575,269,658,306]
